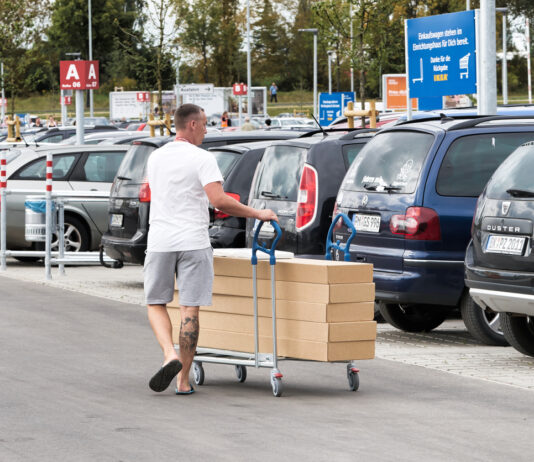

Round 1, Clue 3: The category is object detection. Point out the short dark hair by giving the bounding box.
[174,104,204,130]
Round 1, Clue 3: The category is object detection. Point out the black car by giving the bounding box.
[25,125,121,144]
[245,129,376,256]
[209,141,274,248]
[102,130,306,265]
[465,141,534,357]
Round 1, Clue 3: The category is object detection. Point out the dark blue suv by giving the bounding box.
[334,115,534,344]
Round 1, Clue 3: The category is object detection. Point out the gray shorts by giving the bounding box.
[144,248,214,306]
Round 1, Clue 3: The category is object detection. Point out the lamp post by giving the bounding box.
[88,0,93,117]
[247,0,252,118]
[1,62,4,124]
[327,51,334,94]
[496,7,508,105]
[298,28,318,118]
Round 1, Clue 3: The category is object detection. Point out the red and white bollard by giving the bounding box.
[45,151,53,280]
[0,150,7,271]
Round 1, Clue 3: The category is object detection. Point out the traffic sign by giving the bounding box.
[178,84,214,94]
[318,92,355,126]
[136,92,150,102]
[233,83,248,96]
[63,96,72,105]
[406,10,476,98]
[60,60,100,90]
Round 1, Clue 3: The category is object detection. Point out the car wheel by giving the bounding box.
[501,313,534,357]
[374,302,385,323]
[378,302,447,332]
[460,292,508,346]
[51,216,89,252]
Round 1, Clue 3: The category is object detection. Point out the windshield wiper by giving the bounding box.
[383,185,402,193]
[261,190,287,199]
[116,175,132,181]
[363,183,378,191]
[506,188,534,198]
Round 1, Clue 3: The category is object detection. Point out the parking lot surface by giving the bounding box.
[1,273,533,461]
[0,258,533,392]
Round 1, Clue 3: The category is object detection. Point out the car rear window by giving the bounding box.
[210,150,241,180]
[253,145,307,201]
[343,131,434,193]
[486,143,534,199]
[342,143,366,168]
[116,143,157,183]
[436,133,534,197]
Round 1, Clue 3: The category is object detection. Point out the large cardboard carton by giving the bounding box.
[197,312,376,342]
[212,276,374,304]
[195,328,375,362]
[213,256,373,284]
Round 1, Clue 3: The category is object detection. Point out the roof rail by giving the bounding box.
[297,128,358,138]
[395,114,485,126]
[338,128,379,140]
[448,115,534,131]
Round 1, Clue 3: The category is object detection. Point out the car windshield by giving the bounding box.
[210,150,241,180]
[486,143,534,199]
[116,143,157,183]
[254,145,307,201]
[343,130,434,193]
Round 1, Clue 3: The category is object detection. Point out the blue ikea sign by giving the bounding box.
[319,92,355,126]
[407,10,476,98]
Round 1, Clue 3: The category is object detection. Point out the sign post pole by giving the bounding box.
[76,90,85,144]
[0,150,6,272]
[405,21,412,121]
[479,0,496,114]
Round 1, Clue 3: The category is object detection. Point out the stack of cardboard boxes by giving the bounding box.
[168,256,376,362]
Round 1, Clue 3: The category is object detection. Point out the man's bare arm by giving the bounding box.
[204,181,278,222]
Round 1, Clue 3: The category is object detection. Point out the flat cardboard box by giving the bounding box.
[194,328,375,362]
[212,276,375,304]
[213,256,373,284]
[168,295,374,322]
[196,312,376,342]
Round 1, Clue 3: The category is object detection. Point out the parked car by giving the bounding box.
[102,130,306,265]
[466,141,534,357]
[245,129,377,256]
[333,115,534,344]
[4,145,129,256]
[208,141,276,248]
[21,125,121,144]
[59,131,150,146]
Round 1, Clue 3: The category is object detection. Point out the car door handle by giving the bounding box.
[90,189,98,191]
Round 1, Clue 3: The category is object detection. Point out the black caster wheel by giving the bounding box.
[347,365,360,391]
[193,361,205,386]
[235,365,247,383]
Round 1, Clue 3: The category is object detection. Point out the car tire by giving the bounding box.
[378,302,447,332]
[460,292,508,346]
[52,215,90,252]
[501,313,534,357]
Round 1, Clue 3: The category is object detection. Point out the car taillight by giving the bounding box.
[214,192,241,219]
[296,164,318,230]
[390,207,441,240]
[139,179,151,202]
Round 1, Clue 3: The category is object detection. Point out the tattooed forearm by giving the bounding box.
[179,316,199,353]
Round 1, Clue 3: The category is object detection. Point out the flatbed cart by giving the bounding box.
[190,214,359,397]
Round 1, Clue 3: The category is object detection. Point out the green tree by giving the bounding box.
[0,0,49,114]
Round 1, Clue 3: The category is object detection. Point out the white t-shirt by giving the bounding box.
[146,141,223,251]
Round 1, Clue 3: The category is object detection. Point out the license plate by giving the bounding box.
[353,214,381,233]
[485,234,527,255]
[110,214,123,227]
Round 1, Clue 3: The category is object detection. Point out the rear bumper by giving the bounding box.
[469,288,534,316]
[101,231,147,265]
[373,258,464,306]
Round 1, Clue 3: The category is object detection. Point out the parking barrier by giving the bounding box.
[147,113,172,137]
[5,115,22,142]
[0,148,119,278]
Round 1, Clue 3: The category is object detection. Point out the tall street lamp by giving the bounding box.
[247,0,252,118]
[496,7,508,104]
[327,51,334,94]
[298,28,318,118]
[88,0,93,117]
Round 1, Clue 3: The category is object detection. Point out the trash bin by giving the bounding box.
[25,196,56,242]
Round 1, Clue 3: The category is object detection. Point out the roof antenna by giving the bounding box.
[310,113,327,137]
[439,113,454,123]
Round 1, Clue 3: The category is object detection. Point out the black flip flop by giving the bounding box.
[175,385,195,395]
[149,359,182,392]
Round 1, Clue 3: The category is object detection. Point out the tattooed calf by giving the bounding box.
[179,316,199,353]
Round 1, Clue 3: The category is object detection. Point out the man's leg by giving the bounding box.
[176,305,199,392]
[147,304,180,365]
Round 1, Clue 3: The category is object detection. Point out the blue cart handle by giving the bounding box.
[325,213,357,261]
[252,220,282,266]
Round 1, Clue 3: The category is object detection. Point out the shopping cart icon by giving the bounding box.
[412,58,423,83]
[459,53,470,79]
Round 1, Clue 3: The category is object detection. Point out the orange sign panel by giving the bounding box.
[383,75,417,111]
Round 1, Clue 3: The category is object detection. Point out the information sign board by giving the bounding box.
[59,60,99,90]
[382,75,418,111]
[318,92,355,126]
[178,84,214,94]
[407,10,476,98]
